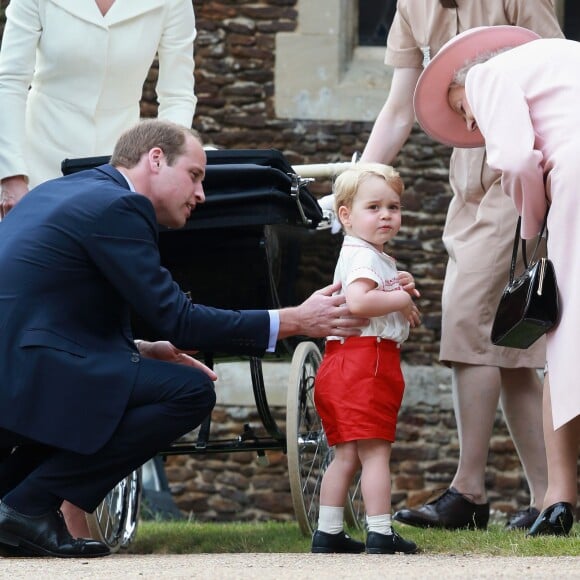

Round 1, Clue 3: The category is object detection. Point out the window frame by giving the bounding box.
[275,0,567,122]
[274,0,392,121]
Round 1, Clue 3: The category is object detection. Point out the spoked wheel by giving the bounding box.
[286,341,328,536]
[286,341,365,536]
[86,468,142,552]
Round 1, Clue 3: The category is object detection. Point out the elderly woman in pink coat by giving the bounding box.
[413,25,580,536]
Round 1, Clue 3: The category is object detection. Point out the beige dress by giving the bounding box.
[386,0,563,367]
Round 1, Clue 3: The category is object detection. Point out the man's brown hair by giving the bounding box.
[110,119,202,168]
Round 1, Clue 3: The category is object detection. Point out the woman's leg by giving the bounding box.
[452,364,548,506]
[499,367,547,509]
[450,363,500,503]
[541,374,580,508]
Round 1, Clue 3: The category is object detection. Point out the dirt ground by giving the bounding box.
[1,553,579,579]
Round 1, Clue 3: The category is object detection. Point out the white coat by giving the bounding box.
[0,0,196,187]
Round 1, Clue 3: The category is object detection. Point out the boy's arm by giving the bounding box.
[345,278,419,327]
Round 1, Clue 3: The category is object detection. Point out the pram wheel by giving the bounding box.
[85,468,142,552]
[286,341,364,535]
[286,341,325,535]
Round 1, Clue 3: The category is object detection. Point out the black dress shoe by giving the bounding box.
[393,487,489,530]
[311,530,365,553]
[365,530,418,554]
[505,507,540,531]
[0,501,110,558]
[527,502,574,537]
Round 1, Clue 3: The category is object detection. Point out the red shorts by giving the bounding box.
[314,337,405,446]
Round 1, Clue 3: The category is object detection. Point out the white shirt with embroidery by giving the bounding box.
[329,235,409,343]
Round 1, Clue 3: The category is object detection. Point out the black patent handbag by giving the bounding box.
[490,213,559,349]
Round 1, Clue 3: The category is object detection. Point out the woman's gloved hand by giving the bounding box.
[317,193,342,233]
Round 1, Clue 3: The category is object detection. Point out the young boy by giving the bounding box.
[312,163,420,555]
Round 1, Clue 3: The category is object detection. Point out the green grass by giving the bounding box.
[128,520,306,554]
[405,525,580,557]
[128,521,580,556]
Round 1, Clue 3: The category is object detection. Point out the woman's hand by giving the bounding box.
[1,176,29,218]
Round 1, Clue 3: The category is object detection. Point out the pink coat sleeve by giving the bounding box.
[465,65,547,239]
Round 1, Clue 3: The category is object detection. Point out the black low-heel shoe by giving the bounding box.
[393,487,489,530]
[0,501,110,558]
[505,507,540,531]
[366,530,418,554]
[311,530,365,553]
[526,502,574,537]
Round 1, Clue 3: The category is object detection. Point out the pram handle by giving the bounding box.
[291,161,354,179]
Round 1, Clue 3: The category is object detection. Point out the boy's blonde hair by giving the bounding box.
[333,162,404,214]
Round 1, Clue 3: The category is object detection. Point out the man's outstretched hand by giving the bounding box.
[135,340,218,381]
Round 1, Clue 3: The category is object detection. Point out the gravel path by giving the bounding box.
[1,553,579,579]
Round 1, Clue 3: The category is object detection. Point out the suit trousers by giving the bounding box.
[0,357,216,513]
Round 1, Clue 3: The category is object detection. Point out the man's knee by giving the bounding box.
[137,361,217,430]
[192,378,216,416]
[175,373,216,424]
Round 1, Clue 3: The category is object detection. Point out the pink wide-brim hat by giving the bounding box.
[413,25,540,148]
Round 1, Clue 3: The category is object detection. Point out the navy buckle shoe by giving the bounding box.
[366,530,418,554]
[311,530,365,553]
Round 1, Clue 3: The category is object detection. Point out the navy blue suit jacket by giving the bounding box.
[0,165,269,454]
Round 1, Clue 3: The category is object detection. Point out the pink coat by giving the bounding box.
[466,38,580,428]
[386,0,562,368]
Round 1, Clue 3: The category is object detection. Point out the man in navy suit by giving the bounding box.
[0,120,364,558]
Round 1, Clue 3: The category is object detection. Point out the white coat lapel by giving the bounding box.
[103,0,165,26]
[48,0,164,28]
[48,0,105,27]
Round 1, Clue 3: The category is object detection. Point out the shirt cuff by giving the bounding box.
[267,310,279,352]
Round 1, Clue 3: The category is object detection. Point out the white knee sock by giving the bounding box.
[318,505,344,534]
[366,513,392,535]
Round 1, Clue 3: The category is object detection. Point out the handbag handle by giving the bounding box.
[508,211,549,283]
